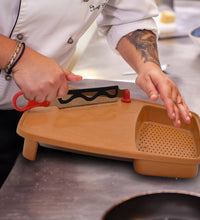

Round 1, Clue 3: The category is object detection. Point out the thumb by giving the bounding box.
[63,69,83,82]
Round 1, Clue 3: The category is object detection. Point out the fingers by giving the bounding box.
[56,83,69,99]
[173,105,181,127]
[136,71,192,127]
[161,87,180,126]
[176,96,192,123]
[30,75,81,102]
[16,69,82,103]
[161,85,191,127]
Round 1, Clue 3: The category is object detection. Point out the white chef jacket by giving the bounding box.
[0,0,158,109]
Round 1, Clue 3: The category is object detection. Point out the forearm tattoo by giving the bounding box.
[126,30,160,67]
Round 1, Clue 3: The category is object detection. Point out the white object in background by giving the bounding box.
[189,26,200,49]
[154,10,176,35]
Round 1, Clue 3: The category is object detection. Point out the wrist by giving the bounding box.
[4,41,26,80]
[137,63,162,76]
[0,39,18,70]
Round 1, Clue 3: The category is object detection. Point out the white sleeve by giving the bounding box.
[97,0,159,50]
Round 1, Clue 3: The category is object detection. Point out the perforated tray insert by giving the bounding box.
[137,122,199,159]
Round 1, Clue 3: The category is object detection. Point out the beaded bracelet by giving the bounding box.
[4,42,26,81]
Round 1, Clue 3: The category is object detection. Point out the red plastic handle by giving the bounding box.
[12,91,51,112]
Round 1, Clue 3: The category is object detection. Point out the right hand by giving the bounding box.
[12,46,82,103]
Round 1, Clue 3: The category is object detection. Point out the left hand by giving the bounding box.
[135,68,192,127]
[13,46,82,103]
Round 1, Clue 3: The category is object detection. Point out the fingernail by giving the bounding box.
[172,112,175,118]
[150,94,158,101]
[189,112,192,118]
[187,116,190,121]
[178,120,181,125]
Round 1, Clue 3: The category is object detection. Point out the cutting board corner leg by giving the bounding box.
[22,139,38,161]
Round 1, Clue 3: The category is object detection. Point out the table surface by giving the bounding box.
[1,2,200,219]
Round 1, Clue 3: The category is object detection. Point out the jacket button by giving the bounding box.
[67,37,74,44]
[16,33,24,41]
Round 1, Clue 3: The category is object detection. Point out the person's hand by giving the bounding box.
[136,68,192,127]
[13,46,82,103]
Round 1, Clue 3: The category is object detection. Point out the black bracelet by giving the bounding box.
[5,42,26,81]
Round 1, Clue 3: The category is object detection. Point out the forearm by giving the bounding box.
[116,30,161,75]
[0,34,18,70]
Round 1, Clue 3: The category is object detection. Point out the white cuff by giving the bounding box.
[105,18,158,51]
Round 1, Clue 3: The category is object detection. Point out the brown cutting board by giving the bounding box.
[17,98,200,178]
